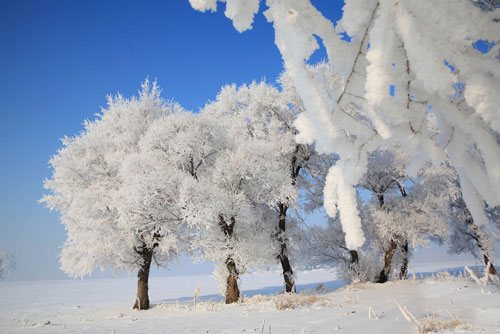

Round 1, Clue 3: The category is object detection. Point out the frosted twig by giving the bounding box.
[482,263,491,285]
[337,2,379,105]
[261,316,267,333]
[368,306,379,319]
[394,299,420,329]
[464,266,483,286]
[446,308,458,322]
[194,286,202,310]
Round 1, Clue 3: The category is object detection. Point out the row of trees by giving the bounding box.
[43,75,498,309]
[43,78,317,308]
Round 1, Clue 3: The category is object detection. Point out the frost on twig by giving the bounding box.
[394,299,466,333]
[464,263,500,291]
[464,265,490,288]
[394,299,420,329]
[368,306,379,320]
[194,286,202,310]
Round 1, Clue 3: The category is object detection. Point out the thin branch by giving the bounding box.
[443,126,455,150]
[346,92,367,101]
[337,2,380,105]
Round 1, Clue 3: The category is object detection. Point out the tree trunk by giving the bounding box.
[399,240,409,280]
[273,145,303,293]
[483,254,497,275]
[377,194,384,207]
[225,256,240,304]
[466,215,497,275]
[219,215,240,303]
[278,202,296,293]
[348,249,360,278]
[375,193,394,283]
[376,240,397,283]
[349,250,359,264]
[133,244,153,310]
[396,186,409,280]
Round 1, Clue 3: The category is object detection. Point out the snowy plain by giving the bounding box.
[1,260,500,334]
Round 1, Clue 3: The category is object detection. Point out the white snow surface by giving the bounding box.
[1,263,500,333]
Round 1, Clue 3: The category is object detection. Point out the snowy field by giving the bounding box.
[1,262,499,334]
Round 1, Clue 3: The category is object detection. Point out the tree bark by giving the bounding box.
[133,243,153,310]
[278,202,296,293]
[399,240,409,280]
[376,240,397,283]
[348,249,360,278]
[466,215,497,275]
[349,250,359,264]
[377,194,384,207]
[375,193,394,283]
[219,216,240,303]
[483,254,497,275]
[397,185,409,280]
[274,145,303,293]
[225,256,240,303]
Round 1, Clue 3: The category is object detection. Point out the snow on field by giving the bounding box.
[1,266,499,334]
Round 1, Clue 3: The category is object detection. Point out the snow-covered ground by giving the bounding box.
[1,263,499,334]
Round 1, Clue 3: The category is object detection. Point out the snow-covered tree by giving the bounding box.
[305,145,464,284]
[0,252,16,279]
[217,80,318,293]
[131,96,280,303]
[41,80,182,309]
[202,79,338,293]
[358,146,410,282]
[195,82,304,299]
[189,0,500,257]
[133,107,253,303]
[360,146,456,282]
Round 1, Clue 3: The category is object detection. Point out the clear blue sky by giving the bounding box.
[0,0,344,281]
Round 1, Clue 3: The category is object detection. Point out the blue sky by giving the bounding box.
[0,0,344,281]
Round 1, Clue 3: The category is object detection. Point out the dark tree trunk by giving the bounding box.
[466,215,497,275]
[225,256,240,303]
[133,243,153,310]
[377,194,384,207]
[349,250,359,264]
[376,240,397,283]
[375,193,394,283]
[219,216,240,303]
[399,240,409,280]
[348,249,360,277]
[397,185,409,280]
[274,145,303,293]
[278,202,296,293]
[483,254,497,275]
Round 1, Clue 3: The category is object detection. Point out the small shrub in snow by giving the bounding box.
[337,252,381,284]
[243,293,338,310]
[417,317,463,334]
[395,298,472,334]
